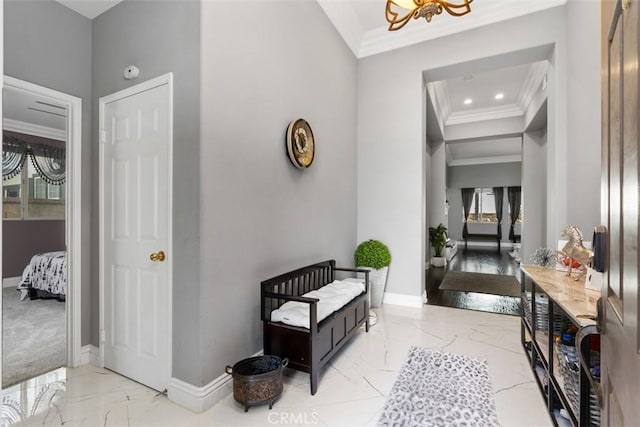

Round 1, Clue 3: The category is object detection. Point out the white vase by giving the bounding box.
[430,257,446,267]
[364,266,389,308]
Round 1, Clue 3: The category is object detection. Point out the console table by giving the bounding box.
[520,265,601,426]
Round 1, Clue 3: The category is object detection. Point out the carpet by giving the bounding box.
[439,271,521,298]
[2,287,66,387]
[378,346,498,427]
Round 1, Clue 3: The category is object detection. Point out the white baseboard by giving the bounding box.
[383,292,424,308]
[79,345,101,367]
[168,350,263,413]
[2,276,20,288]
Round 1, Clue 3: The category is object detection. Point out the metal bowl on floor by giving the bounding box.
[225,355,288,412]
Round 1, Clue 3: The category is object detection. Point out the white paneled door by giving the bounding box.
[100,74,172,392]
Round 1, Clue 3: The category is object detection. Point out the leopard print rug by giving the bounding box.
[378,346,499,427]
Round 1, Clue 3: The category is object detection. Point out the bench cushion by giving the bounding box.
[271,278,365,328]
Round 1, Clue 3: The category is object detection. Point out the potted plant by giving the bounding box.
[354,239,391,310]
[429,223,448,267]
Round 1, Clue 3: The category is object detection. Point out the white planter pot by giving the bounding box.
[430,257,446,268]
[363,266,389,308]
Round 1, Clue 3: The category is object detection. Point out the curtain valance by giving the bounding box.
[2,135,66,185]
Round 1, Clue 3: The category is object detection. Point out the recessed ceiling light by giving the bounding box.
[463,98,473,105]
[495,93,505,100]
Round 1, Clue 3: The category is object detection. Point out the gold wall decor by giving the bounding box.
[286,119,315,169]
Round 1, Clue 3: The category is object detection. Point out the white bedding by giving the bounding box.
[270,278,365,329]
[17,251,67,300]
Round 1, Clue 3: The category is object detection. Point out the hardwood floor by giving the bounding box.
[426,246,521,316]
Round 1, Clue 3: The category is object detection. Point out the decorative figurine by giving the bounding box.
[530,248,557,270]
[557,225,593,280]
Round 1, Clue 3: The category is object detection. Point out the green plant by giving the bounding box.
[429,223,448,257]
[354,239,391,270]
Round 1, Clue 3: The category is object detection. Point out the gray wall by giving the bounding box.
[92,0,201,384]
[2,220,65,277]
[429,140,447,257]
[522,131,547,262]
[358,7,568,299]
[4,0,93,344]
[199,0,357,385]
[566,0,601,234]
[446,163,522,243]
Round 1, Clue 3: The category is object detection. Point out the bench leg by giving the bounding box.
[310,369,319,395]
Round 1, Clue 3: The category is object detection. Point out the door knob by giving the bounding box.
[150,251,166,262]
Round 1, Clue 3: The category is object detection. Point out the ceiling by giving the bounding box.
[428,60,549,167]
[430,60,548,127]
[43,0,554,163]
[446,136,522,167]
[55,0,123,19]
[3,87,67,141]
[318,0,567,58]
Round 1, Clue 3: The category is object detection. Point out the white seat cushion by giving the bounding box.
[270,279,365,329]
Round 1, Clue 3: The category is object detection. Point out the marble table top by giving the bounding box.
[521,265,601,327]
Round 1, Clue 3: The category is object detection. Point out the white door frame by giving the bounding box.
[1,76,83,373]
[98,73,173,380]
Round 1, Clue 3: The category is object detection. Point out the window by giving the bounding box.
[466,188,497,223]
[33,176,47,199]
[2,160,65,219]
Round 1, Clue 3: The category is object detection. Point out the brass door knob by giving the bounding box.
[150,251,166,262]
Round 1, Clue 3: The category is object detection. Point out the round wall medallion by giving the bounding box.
[286,119,315,169]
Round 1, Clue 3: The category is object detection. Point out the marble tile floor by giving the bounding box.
[1,304,551,427]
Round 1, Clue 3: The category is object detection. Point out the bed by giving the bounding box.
[17,251,67,301]
[261,260,369,395]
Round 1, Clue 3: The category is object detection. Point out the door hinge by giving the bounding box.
[100,129,106,143]
[100,329,106,344]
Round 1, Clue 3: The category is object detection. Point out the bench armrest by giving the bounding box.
[263,291,320,330]
[263,291,320,304]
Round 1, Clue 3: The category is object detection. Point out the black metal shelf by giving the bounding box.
[520,270,599,427]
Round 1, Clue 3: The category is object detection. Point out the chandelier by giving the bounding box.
[385,0,473,31]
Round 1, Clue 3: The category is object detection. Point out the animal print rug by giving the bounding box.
[378,346,499,427]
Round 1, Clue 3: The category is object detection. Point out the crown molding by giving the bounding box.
[448,155,522,167]
[427,80,450,135]
[445,143,453,164]
[317,0,363,58]
[517,61,549,111]
[345,0,567,58]
[3,118,66,141]
[446,104,523,126]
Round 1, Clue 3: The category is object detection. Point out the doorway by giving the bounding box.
[99,73,173,392]
[1,76,82,387]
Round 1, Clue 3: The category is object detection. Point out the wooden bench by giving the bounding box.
[260,260,369,395]
[464,233,501,253]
